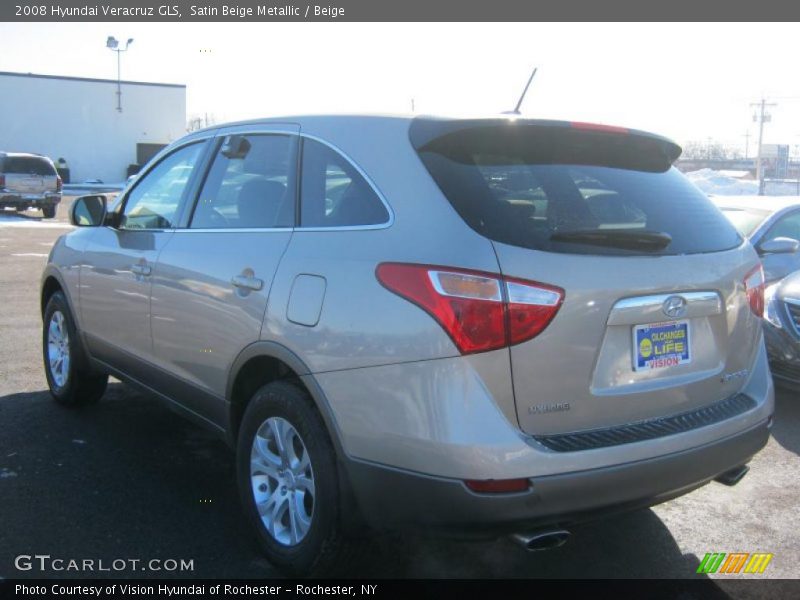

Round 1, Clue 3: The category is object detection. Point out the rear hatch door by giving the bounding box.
[412,119,762,436]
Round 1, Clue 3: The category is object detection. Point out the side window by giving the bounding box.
[122,142,204,230]
[190,134,295,229]
[765,211,800,243]
[300,139,389,228]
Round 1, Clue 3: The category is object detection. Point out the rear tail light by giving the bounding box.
[0,174,5,188]
[56,175,63,192]
[376,263,564,354]
[744,264,765,318]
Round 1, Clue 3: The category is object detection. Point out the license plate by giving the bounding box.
[633,320,690,371]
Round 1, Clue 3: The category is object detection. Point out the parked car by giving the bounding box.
[762,270,800,387]
[41,116,774,574]
[711,195,800,284]
[0,151,62,218]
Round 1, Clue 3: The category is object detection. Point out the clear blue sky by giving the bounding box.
[2,22,799,152]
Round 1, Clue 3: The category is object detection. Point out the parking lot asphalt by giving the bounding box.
[0,199,797,587]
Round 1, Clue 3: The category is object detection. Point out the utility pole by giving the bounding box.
[751,98,777,195]
[743,131,751,159]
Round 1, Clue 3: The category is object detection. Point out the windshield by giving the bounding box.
[718,207,769,238]
[411,120,743,256]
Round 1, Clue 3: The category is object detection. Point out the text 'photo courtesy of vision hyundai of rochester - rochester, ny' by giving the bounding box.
[40,115,773,574]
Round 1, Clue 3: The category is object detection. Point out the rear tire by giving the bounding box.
[43,291,107,407]
[42,206,56,219]
[237,380,351,576]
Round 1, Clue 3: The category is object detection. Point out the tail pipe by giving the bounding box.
[715,464,750,487]
[511,529,571,552]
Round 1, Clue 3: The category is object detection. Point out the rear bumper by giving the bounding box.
[345,418,771,535]
[0,192,61,206]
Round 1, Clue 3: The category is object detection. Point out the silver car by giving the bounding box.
[0,151,62,218]
[712,195,800,284]
[41,116,774,574]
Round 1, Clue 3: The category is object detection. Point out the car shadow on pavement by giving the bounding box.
[0,383,722,582]
[771,384,800,456]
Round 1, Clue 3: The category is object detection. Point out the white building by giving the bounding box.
[0,71,186,183]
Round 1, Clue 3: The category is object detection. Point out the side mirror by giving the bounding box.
[69,195,107,227]
[221,135,251,159]
[757,237,800,255]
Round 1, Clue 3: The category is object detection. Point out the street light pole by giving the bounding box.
[106,36,134,113]
[116,48,121,111]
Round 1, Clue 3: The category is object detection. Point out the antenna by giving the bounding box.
[506,67,538,115]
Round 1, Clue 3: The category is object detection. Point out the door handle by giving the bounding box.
[231,274,264,291]
[131,263,152,276]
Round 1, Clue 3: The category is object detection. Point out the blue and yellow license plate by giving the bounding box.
[633,320,691,371]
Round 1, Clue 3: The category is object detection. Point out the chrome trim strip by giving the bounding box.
[783,297,800,337]
[174,227,293,234]
[607,291,722,326]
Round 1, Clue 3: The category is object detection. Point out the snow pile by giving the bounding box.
[684,169,759,196]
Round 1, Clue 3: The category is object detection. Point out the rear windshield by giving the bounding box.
[411,121,742,256]
[3,156,56,176]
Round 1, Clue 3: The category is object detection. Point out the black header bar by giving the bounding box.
[2,0,799,22]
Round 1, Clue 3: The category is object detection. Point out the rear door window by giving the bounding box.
[299,138,389,228]
[412,121,742,256]
[190,134,296,229]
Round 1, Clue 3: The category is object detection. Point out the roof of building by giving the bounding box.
[0,70,185,89]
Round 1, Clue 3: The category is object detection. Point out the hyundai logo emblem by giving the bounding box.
[663,295,687,318]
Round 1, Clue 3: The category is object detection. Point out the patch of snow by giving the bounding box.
[0,215,73,229]
[71,439,87,445]
[0,468,18,479]
[685,169,759,196]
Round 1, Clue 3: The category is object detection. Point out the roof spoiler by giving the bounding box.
[409,117,682,170]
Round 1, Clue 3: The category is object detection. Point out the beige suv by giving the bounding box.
[41,116,774,574]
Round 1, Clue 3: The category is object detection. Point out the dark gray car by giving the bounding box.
[763,270,800,386]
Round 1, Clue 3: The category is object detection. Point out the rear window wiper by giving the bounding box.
[550,229,672,251]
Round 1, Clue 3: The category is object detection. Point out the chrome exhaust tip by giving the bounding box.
[715,464,750,487]
[511,529,571,551]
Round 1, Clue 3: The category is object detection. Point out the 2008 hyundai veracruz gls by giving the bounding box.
[41,116,774,574]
